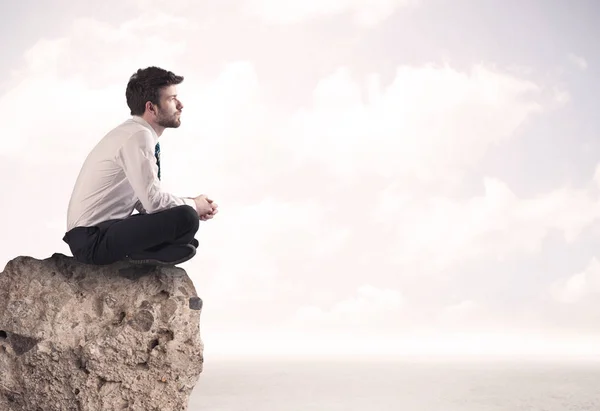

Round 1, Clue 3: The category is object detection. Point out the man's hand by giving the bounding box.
[192,194,213,217]
[200,198,219,221]
[192,194,219,220]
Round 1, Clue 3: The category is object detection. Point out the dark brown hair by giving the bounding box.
[126,66,184,116]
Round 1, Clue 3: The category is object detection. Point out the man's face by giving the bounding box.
[155,85,183,128]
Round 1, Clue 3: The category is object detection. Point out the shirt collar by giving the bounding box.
[131,116,159,144]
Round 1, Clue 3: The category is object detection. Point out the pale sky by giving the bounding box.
[2,0,600,360]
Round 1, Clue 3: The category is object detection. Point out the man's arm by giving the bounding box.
[115,130,197,214]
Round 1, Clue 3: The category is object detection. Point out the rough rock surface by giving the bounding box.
[0,253,204,411]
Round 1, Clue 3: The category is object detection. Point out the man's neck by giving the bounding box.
[139,114,164,137]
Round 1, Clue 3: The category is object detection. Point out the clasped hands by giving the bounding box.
[192,194,219,221]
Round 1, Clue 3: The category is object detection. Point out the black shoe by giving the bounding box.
[191,238,199,248]
[125,244,196,266]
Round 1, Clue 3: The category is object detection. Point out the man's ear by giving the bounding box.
[145,101,156,116]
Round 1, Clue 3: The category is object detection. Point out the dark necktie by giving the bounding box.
[155,142,161,180]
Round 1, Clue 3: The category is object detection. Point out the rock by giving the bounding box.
[0,253,204,411]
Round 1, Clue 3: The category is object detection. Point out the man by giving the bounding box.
[62,66,217,266]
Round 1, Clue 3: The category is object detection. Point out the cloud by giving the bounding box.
[15,12,193,83]
[550,257,600,304]
[377,176,600,272]
[191,197,327,306]
[205,326,600,360]
[284,64,543,180]
[568,53,588,70]
[0,11,193,164]
[290,284,403,331]
[438,300,479,325]
[0,74,125,162]
[242,0,419,26]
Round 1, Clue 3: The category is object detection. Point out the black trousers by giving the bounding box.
[62,205,199,265]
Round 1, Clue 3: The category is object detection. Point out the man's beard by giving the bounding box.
[156,108,181,128]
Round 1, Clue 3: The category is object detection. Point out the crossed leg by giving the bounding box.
[90,205,199,265]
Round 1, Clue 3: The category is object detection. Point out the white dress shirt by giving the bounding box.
[65,116,196,231]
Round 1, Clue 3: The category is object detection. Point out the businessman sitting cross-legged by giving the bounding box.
[62,66,218,266]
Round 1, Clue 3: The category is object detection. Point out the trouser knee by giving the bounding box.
[177,205,199,233]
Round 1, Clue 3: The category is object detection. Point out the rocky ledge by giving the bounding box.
[0,253,203,411]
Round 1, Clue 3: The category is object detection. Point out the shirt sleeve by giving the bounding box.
[115,130,198,215]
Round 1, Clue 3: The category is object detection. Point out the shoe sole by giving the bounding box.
[126,245,196,266]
